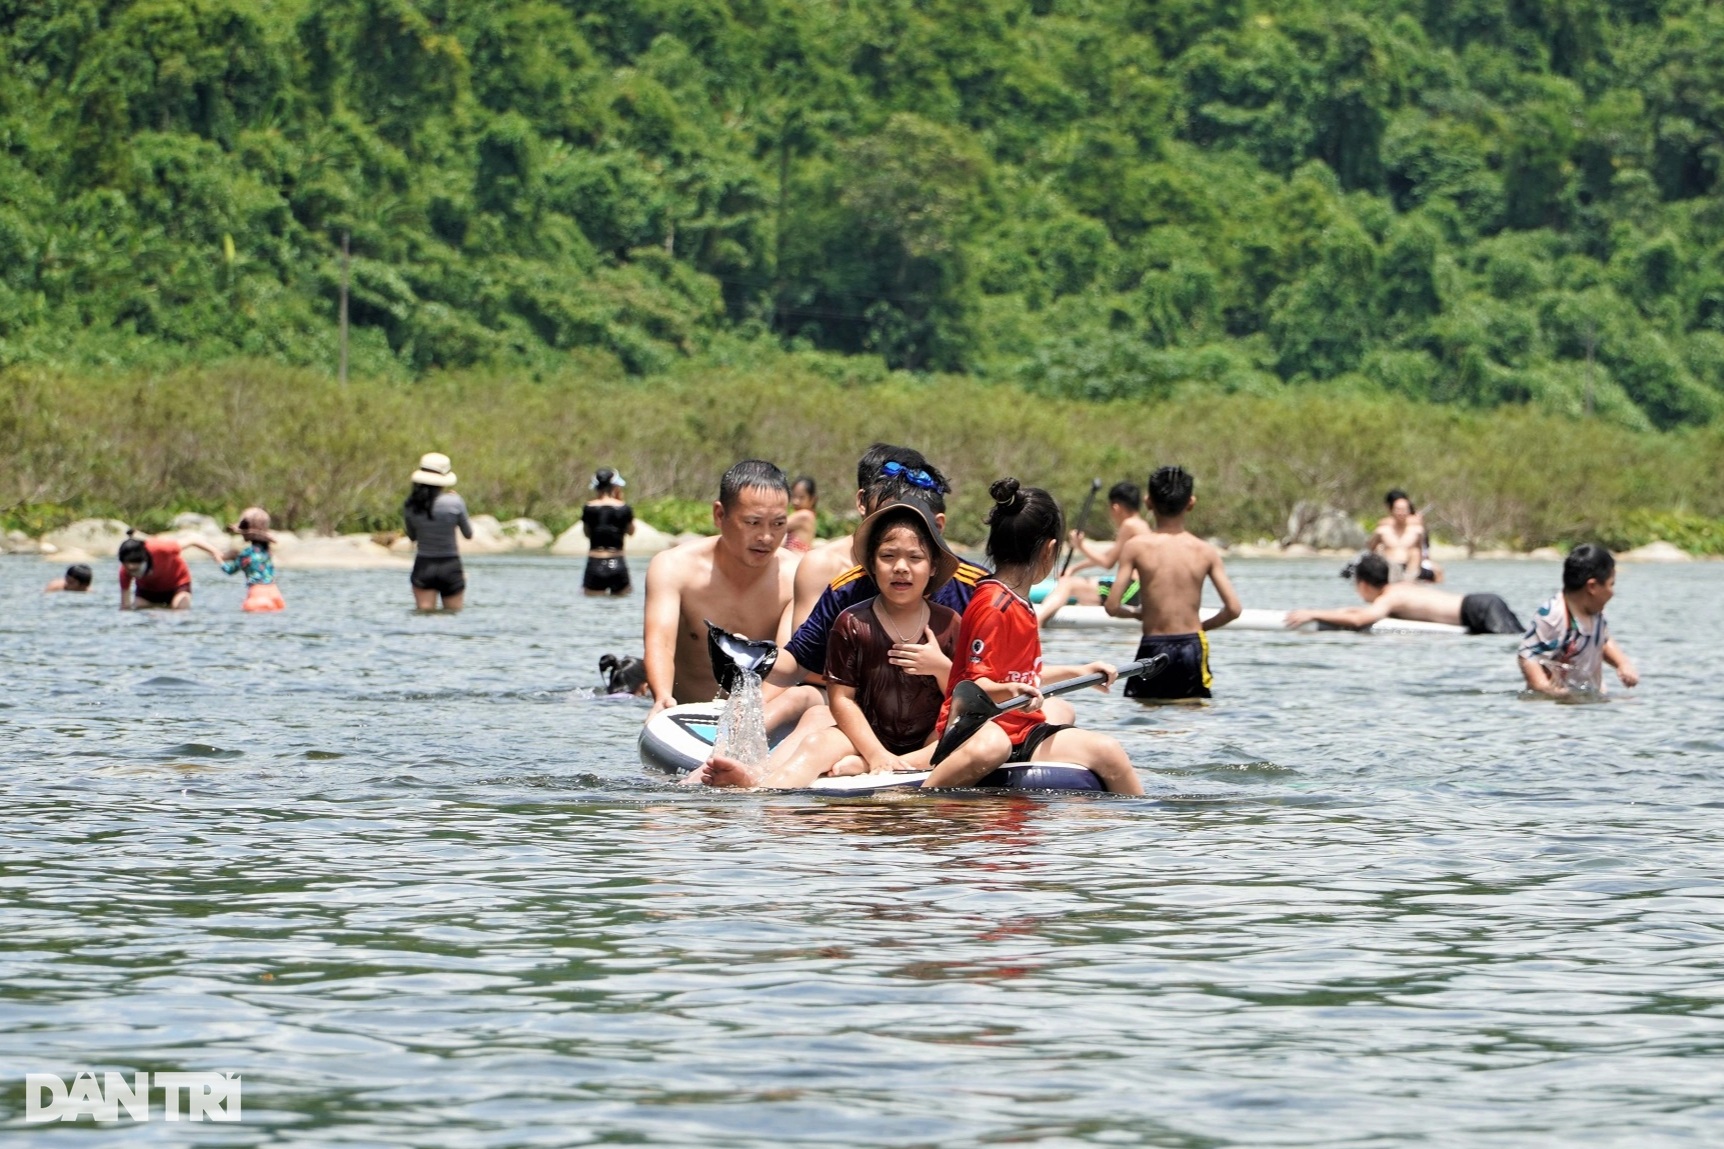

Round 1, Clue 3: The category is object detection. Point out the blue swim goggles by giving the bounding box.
[880,460,938,490]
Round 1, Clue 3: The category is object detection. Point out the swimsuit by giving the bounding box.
[581,503,633,550]
[405,491,472,596]
[1459,593,1522,635]
[412,555,466,596]
[219,544,283,611]
[583,555,631,594]
[1125,633,1212,700]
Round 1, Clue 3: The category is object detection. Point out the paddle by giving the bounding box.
[1060,477,1103,576]
[704,620,778,694]
[930,653,1171,766]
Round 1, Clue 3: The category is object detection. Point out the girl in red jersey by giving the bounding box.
[922,478,1144,795]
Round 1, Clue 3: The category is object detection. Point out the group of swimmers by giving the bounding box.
[44,451,642,615]
[643,448,1641,794]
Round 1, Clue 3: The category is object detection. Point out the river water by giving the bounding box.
[2,554,1720,1146]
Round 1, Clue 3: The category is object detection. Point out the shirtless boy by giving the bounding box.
[1286,554,1523,634]
[1069,481,1150,573]
[643,461,803,718]
[1369,489,1440,582]
[1105,466,1241,700]
[785,476,818,553]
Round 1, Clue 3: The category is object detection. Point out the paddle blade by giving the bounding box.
[704,621,779,694]
[931,680,1002,766]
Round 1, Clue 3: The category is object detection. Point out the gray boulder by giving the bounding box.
[1285,502,1368,550]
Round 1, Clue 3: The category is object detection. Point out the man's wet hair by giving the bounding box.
[1108,481,1142,511]
[792,475,816,498]
[1385,488,1413,510]
[65,564,93,587]
[985,478,1063,567]
[855,443,949,495]
[1148,466,1195,518]
[1563,543,1615,591]
[1348,553,1391,588]
[718,459,790,509]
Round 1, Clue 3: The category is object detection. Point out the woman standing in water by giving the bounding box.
[581,467,635,595]
[404,452,473,612]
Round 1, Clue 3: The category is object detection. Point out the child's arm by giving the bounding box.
[183,539,227,562]
[1602,638,1639,688]
[1518,655,1564,697]
[1286,601,1390,630]
[829,683,907,774]
[1203,552,1242,630]
[1038,662,1118,690]
[970,676,1045,707]
[1103,544,1143,620]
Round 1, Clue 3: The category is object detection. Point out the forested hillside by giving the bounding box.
[4,0,1724,430]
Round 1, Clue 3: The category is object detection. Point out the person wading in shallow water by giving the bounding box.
[642,460,813,723]
[403,452,473,612]
[581,468,635,596]
[785,476,818,553]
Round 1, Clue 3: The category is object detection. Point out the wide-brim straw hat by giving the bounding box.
[411,452,457,487]
[852,499,961,596]
[229,506,277,543]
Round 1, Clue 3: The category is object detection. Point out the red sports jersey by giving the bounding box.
[118,538,191,597]
[938,579,1045,746]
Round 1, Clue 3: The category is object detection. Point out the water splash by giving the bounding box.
[713,669,768,765]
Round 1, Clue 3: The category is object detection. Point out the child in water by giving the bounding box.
[210,507,285,612]
[785,475,818,552]
[692,498,963,787]
[45,564,93,593]
[599,654,651,697]
[923,478,1144,795]
[1518,543,1638,697]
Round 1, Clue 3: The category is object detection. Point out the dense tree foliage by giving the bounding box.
[4,0,1724,429]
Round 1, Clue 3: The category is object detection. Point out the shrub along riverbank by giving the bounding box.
[3,359,1721,552]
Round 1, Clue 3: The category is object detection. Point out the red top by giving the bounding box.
[938,579,1045,746]
[119,538,191,596]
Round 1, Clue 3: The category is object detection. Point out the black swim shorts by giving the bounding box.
[1006,722,1073,763]
[1125,632,1213,700]
[136,583,192,606]
[583,554,631,595]
[1459,593,1523,635]
[411,554,466,596]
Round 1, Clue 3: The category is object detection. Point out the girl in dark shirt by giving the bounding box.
[690,499,961,788]
[582,468,635,595]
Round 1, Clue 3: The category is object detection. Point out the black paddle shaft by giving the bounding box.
[1059,477,1103,576]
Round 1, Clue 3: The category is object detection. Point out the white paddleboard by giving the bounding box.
[1044,605,1466,635]
[640,702,1105,793]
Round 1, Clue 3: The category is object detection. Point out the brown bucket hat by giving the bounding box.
[851,499,961,596]
[229,506,277,543]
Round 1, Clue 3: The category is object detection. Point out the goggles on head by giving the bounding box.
[880,461,937,490]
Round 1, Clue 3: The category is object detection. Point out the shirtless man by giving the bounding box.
[1286,553,1522,634]
[1369,489,1440,582]
[1105,465,1242,700]
[791,444,948,629]
[644,460,803,718]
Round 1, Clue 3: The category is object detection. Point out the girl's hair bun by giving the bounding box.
[987,477,1024,520]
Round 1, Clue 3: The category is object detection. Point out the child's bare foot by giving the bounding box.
[698,754,764,787]
[827,754,866,777]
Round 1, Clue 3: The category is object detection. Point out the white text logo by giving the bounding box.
[25,1071,242,1122]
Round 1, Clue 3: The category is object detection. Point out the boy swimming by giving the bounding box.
[45,564,93,593]
[1518,544,1639,697]
[1105,465,1242,700]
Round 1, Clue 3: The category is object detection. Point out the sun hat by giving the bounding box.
[852,498,961,595]
[411,452,457,487]
[591,467,627,490]
[229,506,277,543]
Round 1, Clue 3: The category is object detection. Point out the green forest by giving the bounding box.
[5,0,1724,434]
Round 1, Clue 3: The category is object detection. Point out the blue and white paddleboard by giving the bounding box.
[640,702,1104,794]
[1044,605,1467,635]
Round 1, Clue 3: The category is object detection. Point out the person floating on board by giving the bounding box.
[599,654,650,697]
[643,460,813,724]
[44,564,93,593]
[1105,465,1242,701]
[785,475,818,553]
[404,452,473,612]
[921,479,1143,795]
[789,444,945,630]
[690,499,963,788]
[118,531,199,610]
[211,507,285,612]
[1370,489,1442,582]
[581,468,635,596]
[1286,553,1521,634]
[1517,543,1639,698]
